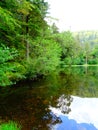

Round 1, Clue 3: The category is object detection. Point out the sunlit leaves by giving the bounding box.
[25,38,61,77]
[0,45,25,86]
[0,46,16,86]
[17,0,35,15]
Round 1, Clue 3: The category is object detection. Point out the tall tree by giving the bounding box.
[58,31,78,66]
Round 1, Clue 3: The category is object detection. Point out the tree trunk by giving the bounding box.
[26,39,29,61]
[86,55,88,65]
[26,15,29,61]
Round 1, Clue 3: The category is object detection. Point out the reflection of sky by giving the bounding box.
[49,96,98,130]
[53,115,98,130]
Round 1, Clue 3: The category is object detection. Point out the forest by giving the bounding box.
[1,0,98,87]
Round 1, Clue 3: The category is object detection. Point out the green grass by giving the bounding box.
[0,121,21,130]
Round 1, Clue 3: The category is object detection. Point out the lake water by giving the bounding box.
[0,66,98,130]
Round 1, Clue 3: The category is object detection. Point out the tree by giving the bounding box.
[51,23,59,34]
[58,31,79,66]
[0,0,52,86]
[25,33,61,78]
[83,42,91,65]
[90,45,98,64]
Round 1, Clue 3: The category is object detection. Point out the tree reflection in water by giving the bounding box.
[50,94,73,115]
[57,94,73,114]
[0,86,63,130]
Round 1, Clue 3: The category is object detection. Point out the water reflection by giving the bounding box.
[60,66,98,97]
[56,94,73,114]
[0,86,62,130]
[0,67,98,129]
[52,115,98,130]
[50,95,98,130]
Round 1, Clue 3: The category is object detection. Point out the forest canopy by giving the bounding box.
[0,0,98,86]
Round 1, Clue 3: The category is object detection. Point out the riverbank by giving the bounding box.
[64,64,98,67]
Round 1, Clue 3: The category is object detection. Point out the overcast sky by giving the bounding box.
[47,0,98,32]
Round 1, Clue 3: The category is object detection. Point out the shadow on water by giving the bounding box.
[0,66,98,129]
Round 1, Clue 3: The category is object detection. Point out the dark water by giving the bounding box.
[0,66,98,130]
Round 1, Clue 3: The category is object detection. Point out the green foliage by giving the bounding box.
[73,31,98,65]
[17,0,34,15]
[0,0,50,86]
[51,23,59,34]
[56,31,79,66]
[26,38,61,78]
[32,0,49,18]
[0,46,15,86]
[3,0,98,86]
[0,45,26,86]
[0,121,21,130]
[0,7,20,31]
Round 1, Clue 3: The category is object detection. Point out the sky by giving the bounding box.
[47,0,98,32]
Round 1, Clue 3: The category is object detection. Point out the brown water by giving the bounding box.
[0,67,98,130]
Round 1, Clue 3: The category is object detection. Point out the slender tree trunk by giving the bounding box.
[26,39,29,60]
[86,55,88,65]
[26,15,29,61]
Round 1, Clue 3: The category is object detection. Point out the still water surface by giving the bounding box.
[0,67,98,130]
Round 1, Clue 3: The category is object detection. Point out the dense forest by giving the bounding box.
[1,0,98,87]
